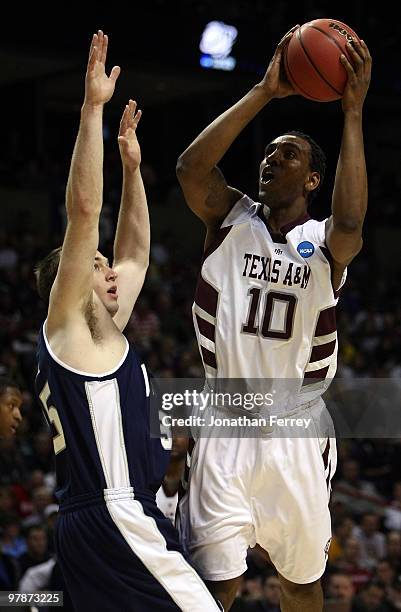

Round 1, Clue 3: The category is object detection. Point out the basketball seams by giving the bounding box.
[310,25,355,63]
[284,46,324,102]
[297,27,342,96]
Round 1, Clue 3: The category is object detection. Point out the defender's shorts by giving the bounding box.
[56,488,220,611]
[178,399,336,584]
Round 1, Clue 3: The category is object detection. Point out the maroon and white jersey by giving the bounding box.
[192,195,345,408]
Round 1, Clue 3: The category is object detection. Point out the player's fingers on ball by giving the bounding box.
[361,40,372,63]
[350,38,365,62]
[346,42,363,68]
[278,27,297,47]
[340,54,354,74]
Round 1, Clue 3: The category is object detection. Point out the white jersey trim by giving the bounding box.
[193,304,216,325]
[199,334,216,353]
[305,356,334,372]
[313,332,337,345]
[43,320,129,377]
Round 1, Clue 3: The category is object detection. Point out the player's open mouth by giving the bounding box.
[260,169,275,185]
[107,286,118,298]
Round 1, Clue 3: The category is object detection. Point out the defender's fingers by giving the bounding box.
[109,65,121,83]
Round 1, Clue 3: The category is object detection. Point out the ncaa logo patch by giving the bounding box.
[297,241,315,258]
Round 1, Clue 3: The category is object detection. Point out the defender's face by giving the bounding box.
[0,387,23,437]
[259,135,316,207]
[92,252,119,316]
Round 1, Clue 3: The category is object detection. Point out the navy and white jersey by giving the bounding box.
[35,324,169,508]
[35,324,221,612]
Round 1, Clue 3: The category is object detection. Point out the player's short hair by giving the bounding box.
[34,247,62,302]
[0,376,20,397]
[283,130,326,204]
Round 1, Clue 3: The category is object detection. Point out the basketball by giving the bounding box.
[284,19,361,102]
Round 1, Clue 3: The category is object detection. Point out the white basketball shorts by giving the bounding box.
[177,398,336,584]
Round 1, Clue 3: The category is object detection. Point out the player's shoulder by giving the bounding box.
[221,194,261,228]
[289,216,328,247]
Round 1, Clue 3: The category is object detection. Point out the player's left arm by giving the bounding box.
[326,38,372,287]
[112,100,149,332]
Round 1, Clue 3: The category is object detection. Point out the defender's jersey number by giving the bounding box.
[39,381,66,454]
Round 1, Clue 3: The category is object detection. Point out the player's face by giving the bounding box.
[259,135,316,208]
[0,387,23,437]
[92,251,119,316]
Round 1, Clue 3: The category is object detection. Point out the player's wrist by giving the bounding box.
[253,82,275,103]
[81,101,105,115]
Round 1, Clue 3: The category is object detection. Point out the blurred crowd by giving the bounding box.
[1,154,401,612]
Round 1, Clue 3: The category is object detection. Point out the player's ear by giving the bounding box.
[305,171,320,194]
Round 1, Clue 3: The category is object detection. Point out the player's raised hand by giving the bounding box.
[84,30,121,107]
[118,100,142,171]
[340,38,372,113]
[260,26,300,99]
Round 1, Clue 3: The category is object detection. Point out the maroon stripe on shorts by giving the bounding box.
[310,340,336,363]
[194,276,219,318]
[315,306,336,337]
[195,314,215,342]
[201,346,217,369]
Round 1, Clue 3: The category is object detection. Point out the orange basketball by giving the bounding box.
[284,19,361,102]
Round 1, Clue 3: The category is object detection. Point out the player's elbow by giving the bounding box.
[333,216,364,234]
[176,152,198,182]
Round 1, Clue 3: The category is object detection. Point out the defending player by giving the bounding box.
[34,31,221,612]
[176,26,371,612]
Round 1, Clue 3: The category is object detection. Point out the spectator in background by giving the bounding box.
[22,486,54,528]
[332,459,385,517]
[329,516,355,564]
[0,436,27,486]
[384,482,401,531]
[333,537,372,592]
[325,572,354,607]
[386,531,401,574]
[351,581,388,612]
[0,547,19,589]
[353,513,386,569]
[0,514,26,558]
[126,295,160,351]
[17,525,49,575]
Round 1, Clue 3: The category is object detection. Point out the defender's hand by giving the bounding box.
[260,26,299,99]
[118,99,142,171]
[84,30,120,107]
[340,39,372,113]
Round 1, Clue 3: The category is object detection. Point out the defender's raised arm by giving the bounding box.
[47,31,120,334]
[112,100,150,332]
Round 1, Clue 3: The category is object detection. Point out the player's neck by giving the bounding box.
[267,205,309,234]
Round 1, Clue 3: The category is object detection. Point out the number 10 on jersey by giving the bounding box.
[242,288,297,340]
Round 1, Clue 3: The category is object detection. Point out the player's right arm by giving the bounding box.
[47,31,120,335]
[176,26,298,230]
